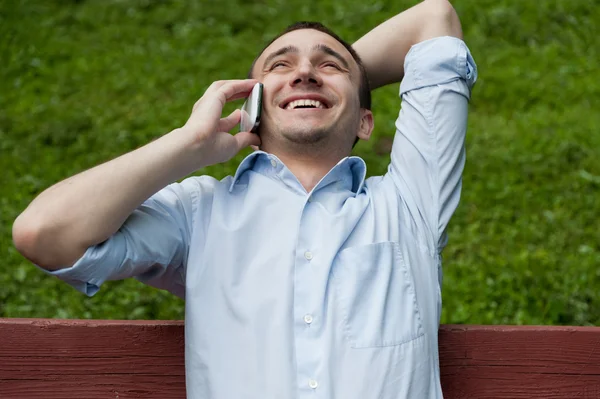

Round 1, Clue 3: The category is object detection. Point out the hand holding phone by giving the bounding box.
[181,79,261,166]
[240,83,263,134]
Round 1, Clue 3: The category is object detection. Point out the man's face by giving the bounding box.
[252,29,370,151]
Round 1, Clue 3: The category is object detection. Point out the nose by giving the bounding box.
[290,59,322,87]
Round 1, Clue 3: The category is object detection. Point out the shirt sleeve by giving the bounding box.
[39,178,200,299]
[384,36,478,253]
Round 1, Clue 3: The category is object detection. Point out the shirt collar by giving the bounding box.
[229,151,367,196]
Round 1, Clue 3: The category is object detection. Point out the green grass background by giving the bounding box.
[1,0,598,325]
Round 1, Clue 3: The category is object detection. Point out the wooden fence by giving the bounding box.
[1,318,599,398]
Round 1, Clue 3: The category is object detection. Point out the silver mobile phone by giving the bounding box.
[240,83,263,134]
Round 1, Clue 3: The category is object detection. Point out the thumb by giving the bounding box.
[234,131,261,150]
[217,109,242,132]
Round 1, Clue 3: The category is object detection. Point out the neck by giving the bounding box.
[261,143,347,192]
[278,152,341,192]
[259,132,353,192]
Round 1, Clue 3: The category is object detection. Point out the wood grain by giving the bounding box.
[0,319,185,398]
[439,325,600,398]
[1,319,599,398]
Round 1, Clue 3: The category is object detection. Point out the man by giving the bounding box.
[13,0,477,397]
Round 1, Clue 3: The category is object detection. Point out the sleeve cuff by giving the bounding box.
[36,238,124,297]
[399,36,478,97]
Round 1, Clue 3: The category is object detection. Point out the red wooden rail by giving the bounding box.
[1,318,599,398]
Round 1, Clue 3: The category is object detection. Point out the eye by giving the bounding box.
[270,61,287,70]
[323,62,341,70]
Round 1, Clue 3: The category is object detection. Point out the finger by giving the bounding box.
[228,90,255,102]
[217,109,241,132]
[202,80,228,96]
[192,97,203,113]
[250,145,260,151]
[216,79,260,104]
[204,79,256,97]
[192,79,257,112]
[234,131,261,150]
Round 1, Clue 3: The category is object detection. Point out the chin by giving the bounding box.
[284,130,329,145]
[277,121,330,143]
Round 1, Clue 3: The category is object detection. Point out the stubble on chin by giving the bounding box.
[281,126,330,145]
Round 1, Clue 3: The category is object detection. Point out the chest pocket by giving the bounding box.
[332,241,424,348]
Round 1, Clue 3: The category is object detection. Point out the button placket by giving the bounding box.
[294,204,323,397]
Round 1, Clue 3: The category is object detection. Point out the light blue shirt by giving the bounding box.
[46,36,477,398]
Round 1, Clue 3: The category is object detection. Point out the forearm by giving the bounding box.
[13,79,260,270]
[13,128,203,270]
[353,0,463,90]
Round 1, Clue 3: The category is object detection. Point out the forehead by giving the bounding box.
[257,28,356,68]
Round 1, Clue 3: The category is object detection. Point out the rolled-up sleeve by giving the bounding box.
[386,36,477,253]
[40,178,200,299]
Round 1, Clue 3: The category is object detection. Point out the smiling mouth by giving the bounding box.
[282,99,329,110]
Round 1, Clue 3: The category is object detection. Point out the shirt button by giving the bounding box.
[304,251,313,260]
[308,379,318,389]
[304,314,313,324]
[270,159,277,167]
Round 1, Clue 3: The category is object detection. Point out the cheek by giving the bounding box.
[345,83,362,108]
[326,76,358,104]
[262,78,287,106]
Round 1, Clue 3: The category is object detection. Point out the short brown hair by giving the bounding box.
[248,21,371,110]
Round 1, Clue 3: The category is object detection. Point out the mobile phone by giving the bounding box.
[240,83,263,134]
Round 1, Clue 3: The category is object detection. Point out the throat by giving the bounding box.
[267,152,344,193]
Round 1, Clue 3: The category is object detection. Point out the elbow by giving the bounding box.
[12,213,80,271]
[419,0,463,41]
[13,213,46,267]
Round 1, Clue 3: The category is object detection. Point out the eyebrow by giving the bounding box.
[262,44,350,70]
[312,44,350,69]
[263,45,299,69]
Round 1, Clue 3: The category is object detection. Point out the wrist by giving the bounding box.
[152,127,211,179]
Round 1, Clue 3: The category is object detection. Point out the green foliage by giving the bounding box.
[1,0,598,325]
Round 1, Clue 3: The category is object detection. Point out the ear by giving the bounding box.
[356,109,374,141]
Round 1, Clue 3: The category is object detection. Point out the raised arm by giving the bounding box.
[354,1,477,252]
[13,80,261,270]
[353,0,463,90]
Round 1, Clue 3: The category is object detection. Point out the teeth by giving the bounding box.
[285,99,326,110]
